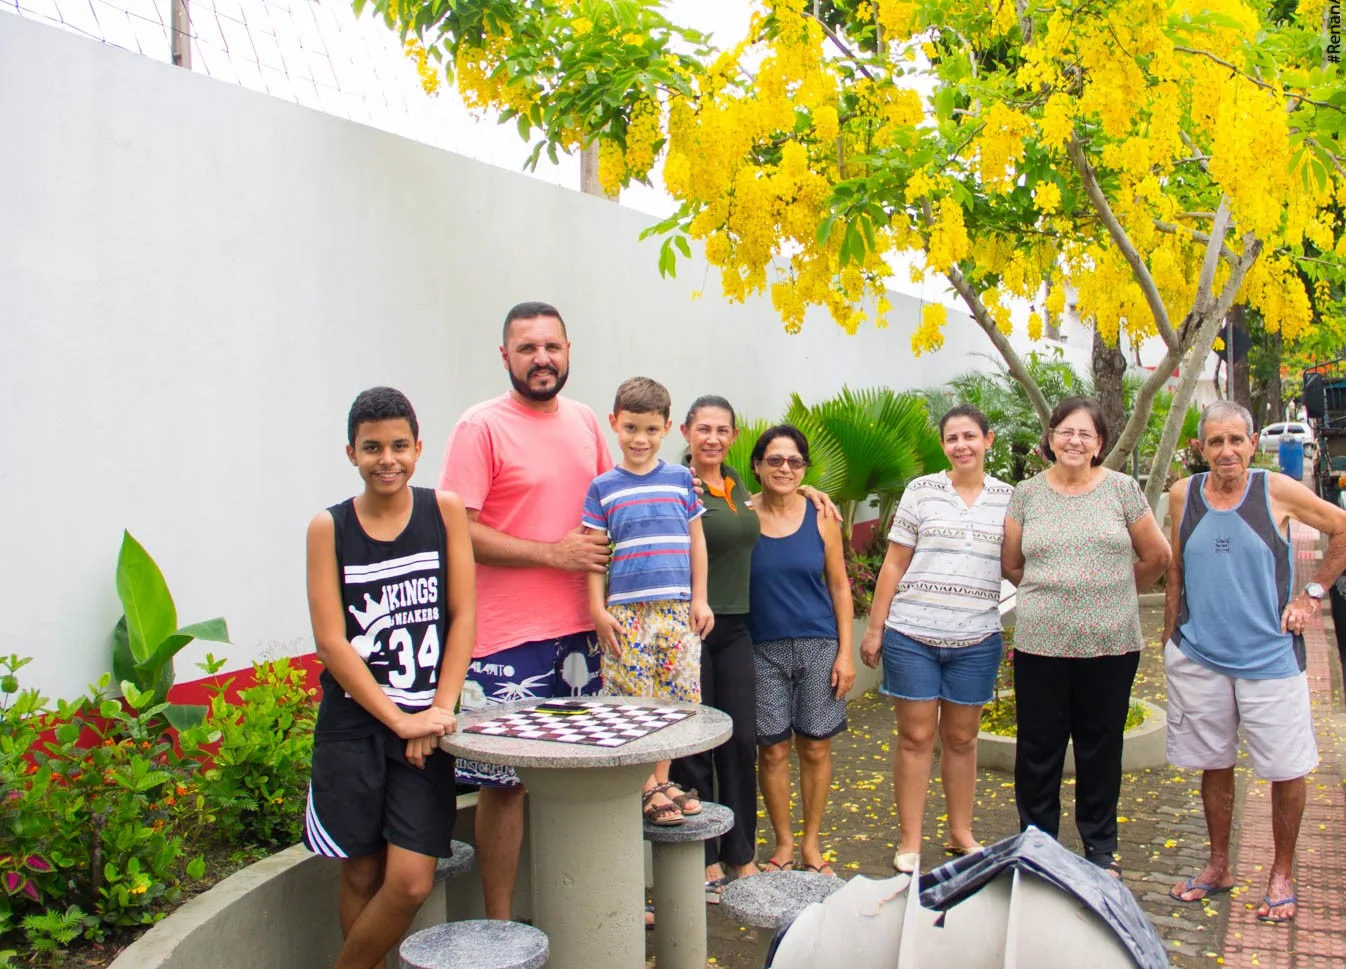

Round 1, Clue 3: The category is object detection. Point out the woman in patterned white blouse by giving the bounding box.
[861,405,1013,874]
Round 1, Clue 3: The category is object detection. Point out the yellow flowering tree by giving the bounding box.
[365,0,1346,506]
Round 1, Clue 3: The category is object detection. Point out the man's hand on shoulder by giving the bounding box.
[551,527,611,573]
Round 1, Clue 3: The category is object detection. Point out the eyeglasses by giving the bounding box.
[762,455,808,470]
[1052,428,1097,443]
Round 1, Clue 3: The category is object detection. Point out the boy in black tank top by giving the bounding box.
[303,387,476,969]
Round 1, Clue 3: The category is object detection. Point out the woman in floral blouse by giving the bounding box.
[1001,397,1170,877]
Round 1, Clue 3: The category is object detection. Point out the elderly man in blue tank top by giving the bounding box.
[1162,400,1346,925]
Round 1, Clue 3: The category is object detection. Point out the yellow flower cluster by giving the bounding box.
[404,39,439,96]
[374,0,1346,356]
[623,99,662,180]
[912,303,947,355]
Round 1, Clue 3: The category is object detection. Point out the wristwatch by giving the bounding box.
[1304,582,1326,600]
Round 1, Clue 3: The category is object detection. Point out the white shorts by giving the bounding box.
[1164,640,1318,781]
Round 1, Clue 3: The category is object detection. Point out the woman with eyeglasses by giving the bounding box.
[747,424,855,876]
[1000,397,1170,878]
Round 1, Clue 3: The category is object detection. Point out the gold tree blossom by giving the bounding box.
[358,0,1346,501]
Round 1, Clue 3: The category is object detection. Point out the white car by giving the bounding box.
[1258,421,1316,456]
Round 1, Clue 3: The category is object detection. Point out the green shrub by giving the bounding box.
[182,658,317,849]
[1,659,208,945]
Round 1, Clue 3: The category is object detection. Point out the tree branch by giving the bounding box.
[1152,219,1239,264]
[1194,197,1232,315]
[1141,233,1265,509]
[804,10,877,82]
[1067,135,1179,349]
[946,265,1053,428]
[1178,130,1211,174]
[1102,343,1179,474]
[1172,46,1346,114]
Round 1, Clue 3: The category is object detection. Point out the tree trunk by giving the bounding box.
[1262,330,1283,428]
[1092,328,1128,461]
[1228,305,1252,412]
[580,144,618,200]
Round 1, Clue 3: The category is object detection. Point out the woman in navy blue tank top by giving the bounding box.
[746,425,855,876]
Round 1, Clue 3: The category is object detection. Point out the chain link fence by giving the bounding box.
[0,0,564,170]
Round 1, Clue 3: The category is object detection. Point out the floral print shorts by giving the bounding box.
[603,599,701,703]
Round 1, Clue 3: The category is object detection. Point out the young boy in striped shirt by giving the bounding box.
[583,376,713,825]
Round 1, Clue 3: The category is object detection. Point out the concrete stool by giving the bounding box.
[434,841,477,919]
[390,842,479,969]
[721,870,844,968]
[399,919,548,969]
[643,801,734,969]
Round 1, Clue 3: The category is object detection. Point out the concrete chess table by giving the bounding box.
[441,696,731,969]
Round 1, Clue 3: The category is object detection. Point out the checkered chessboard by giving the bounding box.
[465,701,695,747]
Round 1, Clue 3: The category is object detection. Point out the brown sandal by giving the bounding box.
[658,781,702,816]
[642,787,684,826]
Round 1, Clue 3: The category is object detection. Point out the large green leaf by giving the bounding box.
[114,531,177,667]
[163,704,208,732]
[136,619,229,678]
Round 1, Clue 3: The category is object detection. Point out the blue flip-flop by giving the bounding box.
[1169,877,1233,903]
[1257,893,1297,924]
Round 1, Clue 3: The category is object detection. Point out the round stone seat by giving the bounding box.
[399,920,548,969]
[434,841,476,882]
[642,800,734,843]
[721,870,845,929]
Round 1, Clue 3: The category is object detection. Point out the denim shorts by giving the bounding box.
[879,627,1003,706]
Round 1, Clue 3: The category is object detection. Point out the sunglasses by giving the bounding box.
[762,455,808,470]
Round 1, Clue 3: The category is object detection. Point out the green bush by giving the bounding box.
[0,652,317,962]
[182,658,317,849]
[1,659,208,944]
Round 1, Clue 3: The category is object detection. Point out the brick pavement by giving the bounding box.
[1217,525,1346,969]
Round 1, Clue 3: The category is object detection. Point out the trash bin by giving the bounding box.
[1279,436,1305,480]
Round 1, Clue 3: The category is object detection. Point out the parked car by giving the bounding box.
[1258,421,1316,456]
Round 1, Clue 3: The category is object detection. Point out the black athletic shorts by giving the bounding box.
[303,726,458,859]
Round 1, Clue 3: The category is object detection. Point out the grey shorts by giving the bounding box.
[754,637,848,746]
[1165,640,1318,781]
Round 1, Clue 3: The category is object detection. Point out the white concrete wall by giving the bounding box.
[0,15,1087,699]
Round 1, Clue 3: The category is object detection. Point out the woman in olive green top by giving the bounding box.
[670,396,762,896]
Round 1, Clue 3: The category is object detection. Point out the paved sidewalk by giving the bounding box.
[1218,525,1346,968]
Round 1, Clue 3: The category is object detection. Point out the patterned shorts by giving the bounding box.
[754,636,848,745]
[455,631,603,788]
[602,599,701,704]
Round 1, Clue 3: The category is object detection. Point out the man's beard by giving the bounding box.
[510,364,569,402]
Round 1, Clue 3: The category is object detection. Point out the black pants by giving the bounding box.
[1013,649,1139,864]
[1330,582,1346,687]
[670,614,758,868]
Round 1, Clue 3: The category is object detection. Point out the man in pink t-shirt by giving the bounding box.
[439,301,612,920]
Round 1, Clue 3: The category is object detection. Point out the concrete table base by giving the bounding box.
[443,697,731,969]
[645,802,735,969]
[515,763,649,969]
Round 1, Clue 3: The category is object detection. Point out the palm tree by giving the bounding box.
[786,386,948,548]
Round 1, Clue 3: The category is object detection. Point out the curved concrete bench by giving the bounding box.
[721,870,844,967]
[399,920,547,969]
[105,794,502,969]
[643,801,734,969]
